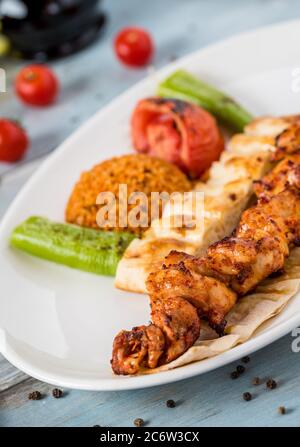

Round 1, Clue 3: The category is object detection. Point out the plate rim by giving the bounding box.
[1,18,300,391]
[1,311,299,391]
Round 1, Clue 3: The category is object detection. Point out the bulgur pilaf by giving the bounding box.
[66,154,191,235]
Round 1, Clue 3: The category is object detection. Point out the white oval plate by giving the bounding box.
[1,19,300,391]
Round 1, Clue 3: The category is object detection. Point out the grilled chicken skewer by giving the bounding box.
[112,187,300,375]
[112,118,300,375]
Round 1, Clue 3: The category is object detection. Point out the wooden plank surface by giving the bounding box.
[0,356,27,392]
[2,0,300,427]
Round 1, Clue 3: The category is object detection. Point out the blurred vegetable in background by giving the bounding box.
[114,27,154,67]
[15,64,59,106]
[0,119,29,162]
[0,21,10,56]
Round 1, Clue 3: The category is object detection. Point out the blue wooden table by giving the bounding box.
[1,0,300,427]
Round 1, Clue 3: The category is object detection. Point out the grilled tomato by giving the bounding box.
[131,98,224,178]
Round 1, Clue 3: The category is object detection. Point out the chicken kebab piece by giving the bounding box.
[111,123,300,376]
[253,124,300,198]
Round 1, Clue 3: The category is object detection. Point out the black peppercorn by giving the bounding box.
[230,371,239,379]
[278,406,286,415]
[243,392,252,401]
[134,418,144,427]
[241,356,250,364]
[28,391,42,400]
[166,399,176,408]
[252,377,261,386]
[52,388,63,398]
[266,379,277,390]
[236,365,245,374]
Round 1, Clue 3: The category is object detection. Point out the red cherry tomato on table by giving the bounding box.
[0,119,29,163]
[15,64,59,106]
[114,27,154,67]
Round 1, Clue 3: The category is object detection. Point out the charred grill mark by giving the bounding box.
[210,319,227,337]
[293,238,300,247]
[169,99,189,115]
[264,181,273,191]
[148,97,189,115]
[176,261,190,274]
[235,265,252,284]
[157,97,190,115]
[268,268,285,278]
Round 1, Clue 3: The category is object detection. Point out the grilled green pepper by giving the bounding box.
[10,216,135,276]
[158,69,253,132]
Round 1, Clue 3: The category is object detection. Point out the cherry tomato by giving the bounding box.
[0,119,29,162]
[15,64,59,106]
[114,27,154,67]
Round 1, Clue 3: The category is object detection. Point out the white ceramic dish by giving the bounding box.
[1,19,300,391]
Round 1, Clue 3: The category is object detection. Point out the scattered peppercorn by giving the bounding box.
[266,379,277,390]
[230,371,239,379]
[252,377,261,386]
[28,391,42,400]
[241,356,250,364]
[166,399,176,408]
[52,388,63,399]
[278,406,286,415]
[134,418,144,427]
[236,365,245,374]
[243,392,252,402]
